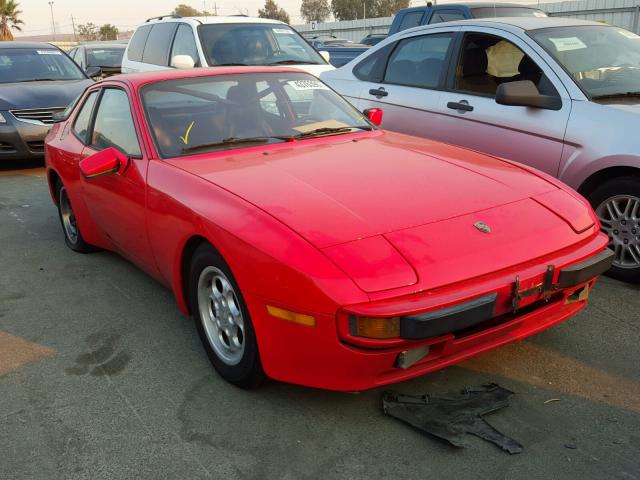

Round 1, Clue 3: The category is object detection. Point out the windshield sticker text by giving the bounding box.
[288,80,329,91]
[618,29,640,40]
[548,37,587,52]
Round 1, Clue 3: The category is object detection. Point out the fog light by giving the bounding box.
[353,316,400,339]
[395,346,430,369]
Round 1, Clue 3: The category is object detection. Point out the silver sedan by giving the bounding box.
[322,17,640,283]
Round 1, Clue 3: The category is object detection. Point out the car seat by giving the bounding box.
[458,47,496,95]
[225,84,274,138]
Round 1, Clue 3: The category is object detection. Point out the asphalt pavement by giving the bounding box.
[1,163,639,479]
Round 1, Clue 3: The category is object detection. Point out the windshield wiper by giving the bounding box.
[17,78,60,82]
[592,91,640,100]
[215,63,248,67]
[291,126,373,139]
[182,136,288,153]
[266,60,322,65]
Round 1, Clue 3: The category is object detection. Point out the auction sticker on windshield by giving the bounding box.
[548,37,587,52]
[37,50,62,55]
[273,28,295,34]
[288,79,329,91]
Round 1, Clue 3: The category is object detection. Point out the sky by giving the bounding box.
[16,0,552,36]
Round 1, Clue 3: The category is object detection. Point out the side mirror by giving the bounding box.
[80,147,129,179]
[495,80,562,111]
[85,66,102,79]
[364,108,383,126]
[319,50,331,63]
[171,55,195,69]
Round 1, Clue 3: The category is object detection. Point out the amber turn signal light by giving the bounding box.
[266,305,316,327]
[354,316,400,339]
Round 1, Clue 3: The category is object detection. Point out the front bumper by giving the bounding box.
[247,233,610,391]
[0,113,51,160]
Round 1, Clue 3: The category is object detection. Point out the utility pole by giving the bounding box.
[71,15,77,43]
[48,1,56,41]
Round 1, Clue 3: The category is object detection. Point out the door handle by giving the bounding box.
[447,100,474,112]
[369,87,388,98]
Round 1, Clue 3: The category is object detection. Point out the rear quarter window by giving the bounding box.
[127,25,152,62]
[398,12,424,32]
[142,23,179,66]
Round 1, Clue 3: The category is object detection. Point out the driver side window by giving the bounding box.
[91,89,142,157]
[454,33,559,98]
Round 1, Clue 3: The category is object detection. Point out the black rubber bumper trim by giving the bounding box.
[557,248,614,288]
[400,293,497,340]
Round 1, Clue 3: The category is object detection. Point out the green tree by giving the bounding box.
[0,0,23,41]
[258,0,290,24]
[300,0,331,23]
[172,3,212,16]
[331,0,375,21]
[375,0,410,17]
[78,23,99,41]
[331,0,408,20]
[99,24,119,41]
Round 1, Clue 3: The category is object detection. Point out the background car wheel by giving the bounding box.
[588,176,640,283]
[56,180,96,253]
[189,244,265,388]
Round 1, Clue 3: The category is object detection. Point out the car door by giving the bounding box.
[437,27,571,176]
[351,28,459,139]
[79,87,158,275]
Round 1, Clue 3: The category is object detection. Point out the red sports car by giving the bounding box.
[45,67,613,391]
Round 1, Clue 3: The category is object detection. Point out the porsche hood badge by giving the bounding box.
[474,221,492,234]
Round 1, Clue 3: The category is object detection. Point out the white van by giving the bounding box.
[122,15,334,77]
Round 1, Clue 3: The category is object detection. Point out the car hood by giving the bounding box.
[0,79,92,110]
[594,98,640,113]
[171,131,595,291]
[290,63,335,77]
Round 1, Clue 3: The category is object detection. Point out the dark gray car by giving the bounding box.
[0,42,93,160]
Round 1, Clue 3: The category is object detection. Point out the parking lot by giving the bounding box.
[0,163,638,479]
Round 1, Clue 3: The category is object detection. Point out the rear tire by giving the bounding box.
[56,180,97,253]
[588,176,640,283]
[188,243,265,388]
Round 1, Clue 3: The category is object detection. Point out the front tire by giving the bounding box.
[588,176,640,283]
[188,244,265,388]
[56,181,96,253]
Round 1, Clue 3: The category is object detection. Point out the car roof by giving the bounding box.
[104,65,303,88]
[399,2,542,12]
[146,15,286,26]
[0,41,57,49]
[403,16,604,34]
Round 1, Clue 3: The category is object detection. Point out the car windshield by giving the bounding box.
[142,72,372,158]
[86,47,125,67]
[529,25,640,98]
[472,7,547,18]
[198,23,325,66]
[0,48,86,83]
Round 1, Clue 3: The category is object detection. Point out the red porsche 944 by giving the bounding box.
[45,67,613,391]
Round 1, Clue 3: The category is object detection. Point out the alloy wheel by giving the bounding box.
[596,194,640,269]
[197,266,245,366]
[59,186,79,244]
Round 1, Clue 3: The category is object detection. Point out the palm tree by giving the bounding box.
[0,0,23,41]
